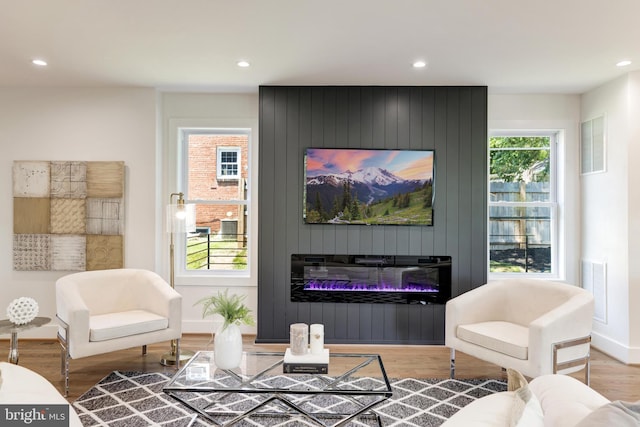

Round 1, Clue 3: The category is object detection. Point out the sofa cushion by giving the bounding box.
[574,400,640,426]
[0,362,82,426]
[89,309,168,342]
[441,391,516,426]
[529,374,610,427]
[457,321,528,360]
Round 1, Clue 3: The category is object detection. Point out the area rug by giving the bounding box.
[73,371,507,427]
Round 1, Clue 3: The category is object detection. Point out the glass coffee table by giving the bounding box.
[163,350,393,426]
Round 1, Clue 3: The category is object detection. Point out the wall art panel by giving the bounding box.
[12,160,125,271]
[51,235,86,271]
[86,235,123,270]
[50,161,87,198]
[86,198,124,235]
[12,161,50,197]
[13,234,51,271]
[13,198,50,234]
[50,199,86,234]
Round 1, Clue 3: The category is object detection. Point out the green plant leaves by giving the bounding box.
[195,289,255,330]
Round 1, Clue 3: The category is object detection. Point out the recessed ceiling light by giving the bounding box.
[237,60,250,68]
[412,60,427,68]
[32,59,48,67]
[616,60,632,67]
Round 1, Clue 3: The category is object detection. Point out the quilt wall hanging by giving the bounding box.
[12,160,125,271]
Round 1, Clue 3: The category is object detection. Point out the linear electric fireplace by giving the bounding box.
[291,254,451,304]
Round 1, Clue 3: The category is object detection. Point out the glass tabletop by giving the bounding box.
[164,350,392,396]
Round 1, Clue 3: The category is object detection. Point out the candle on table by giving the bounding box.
[310,324,324,355]
[290,323,308,355]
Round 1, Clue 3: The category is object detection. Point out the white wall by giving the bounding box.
[629,72,640,358]
[488,94,582,284]
[0,87,157,338]
[0,89,260,340]
[581,72,640,363]
[159,93,259,336]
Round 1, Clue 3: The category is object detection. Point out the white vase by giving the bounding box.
[214,323,243,369]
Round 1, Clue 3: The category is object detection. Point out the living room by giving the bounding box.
[1,1,639,426]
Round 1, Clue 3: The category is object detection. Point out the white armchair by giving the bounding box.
[55,268,182,396]
[445,279,594,383]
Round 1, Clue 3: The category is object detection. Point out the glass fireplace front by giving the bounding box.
[291,254,451,304]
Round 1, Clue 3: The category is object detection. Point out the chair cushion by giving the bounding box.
[89,309,169,342]
[457,321,529,360]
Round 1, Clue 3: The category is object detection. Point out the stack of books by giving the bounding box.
[283,348,330,374]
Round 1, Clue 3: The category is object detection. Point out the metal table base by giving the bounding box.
[164,351,393,427]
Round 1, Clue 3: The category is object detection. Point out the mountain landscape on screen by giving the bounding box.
[304,148,434,225]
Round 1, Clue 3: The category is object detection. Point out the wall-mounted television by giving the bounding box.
[304,148,435,225]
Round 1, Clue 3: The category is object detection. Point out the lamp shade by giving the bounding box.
[166,203,196,234]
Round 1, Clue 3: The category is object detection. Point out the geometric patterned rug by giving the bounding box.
[73,371,507,426]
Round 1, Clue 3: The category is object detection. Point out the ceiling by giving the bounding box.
[2,0,638,94]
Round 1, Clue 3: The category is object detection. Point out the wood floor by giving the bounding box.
[5,334,640,403]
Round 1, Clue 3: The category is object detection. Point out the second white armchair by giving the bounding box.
[445,278,594,383]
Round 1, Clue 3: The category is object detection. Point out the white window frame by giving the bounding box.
[175,127,254,284]
[217,146,241,180]
[488,130,559,278]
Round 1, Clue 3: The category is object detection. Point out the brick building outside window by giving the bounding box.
[185,131,250,271]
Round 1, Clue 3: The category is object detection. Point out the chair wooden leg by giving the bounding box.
[142,345,147,355]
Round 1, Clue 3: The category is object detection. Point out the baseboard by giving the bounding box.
[591,331,640,364]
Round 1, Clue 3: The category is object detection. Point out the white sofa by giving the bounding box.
[442,374,611,427]
[0,362,82,426]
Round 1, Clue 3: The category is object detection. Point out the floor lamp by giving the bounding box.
[161,192,196,366]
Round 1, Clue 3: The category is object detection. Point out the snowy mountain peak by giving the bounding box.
[347,167,403,186]
[308,167,411,186]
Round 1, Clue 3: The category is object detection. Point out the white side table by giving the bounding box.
[0,316,51,364]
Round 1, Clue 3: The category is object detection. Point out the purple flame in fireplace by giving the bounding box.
[303,279,438,293]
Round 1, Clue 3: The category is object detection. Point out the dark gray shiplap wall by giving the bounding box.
[258,86,487,344]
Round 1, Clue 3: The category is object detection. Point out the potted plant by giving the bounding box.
[195,290,255,369]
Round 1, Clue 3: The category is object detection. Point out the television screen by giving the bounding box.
[304,148,434,225]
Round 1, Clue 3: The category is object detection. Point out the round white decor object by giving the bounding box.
[6,297,39,325]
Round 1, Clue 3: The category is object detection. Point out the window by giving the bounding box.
[217,147,241,180]
[181,129,250,273]
[488,133,557,275]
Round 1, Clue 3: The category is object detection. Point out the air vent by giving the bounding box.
[581,259,607,323]
[581,115,605,174]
